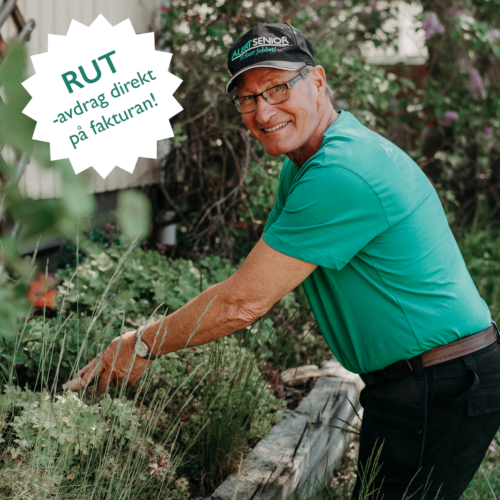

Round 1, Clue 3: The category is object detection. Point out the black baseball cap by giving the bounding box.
[226,23,317,93]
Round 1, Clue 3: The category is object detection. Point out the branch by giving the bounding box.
[159,183,193,231]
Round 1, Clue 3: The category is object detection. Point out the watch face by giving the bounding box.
[135,341,149,358]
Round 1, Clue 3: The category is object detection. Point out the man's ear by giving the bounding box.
[311,65,327,103]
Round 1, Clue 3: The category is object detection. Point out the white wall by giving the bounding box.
[1,0,162,199]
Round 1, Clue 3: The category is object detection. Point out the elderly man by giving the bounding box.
[68,24,500,499]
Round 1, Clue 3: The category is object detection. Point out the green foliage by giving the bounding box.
[0,386,191,499]
[187,335,284,489]
[0,238,329,495]
[55,242,241,320]
[0,45,91,341]
[0,330,285,497]
[416,0,500,214]
[0,239,331,385]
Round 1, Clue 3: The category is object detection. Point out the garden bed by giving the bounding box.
[212,359,363,500]
[0,240,334,499]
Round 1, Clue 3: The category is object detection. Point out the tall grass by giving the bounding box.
[0,243,291,498]
[0,294,200,499]
[0,237,306,500]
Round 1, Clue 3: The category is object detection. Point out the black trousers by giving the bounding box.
[352,332,500,500]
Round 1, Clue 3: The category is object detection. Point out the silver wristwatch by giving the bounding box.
[134,325,158,360]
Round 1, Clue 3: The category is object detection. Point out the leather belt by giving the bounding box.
[360,323,498,386]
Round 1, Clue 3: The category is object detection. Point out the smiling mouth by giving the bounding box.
[263,121,290,133]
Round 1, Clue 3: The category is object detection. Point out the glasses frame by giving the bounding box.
[231,73,303,114]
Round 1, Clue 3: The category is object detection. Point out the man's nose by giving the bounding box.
[254,95,277,123]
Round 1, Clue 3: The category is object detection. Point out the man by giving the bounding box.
[67,23,500,499]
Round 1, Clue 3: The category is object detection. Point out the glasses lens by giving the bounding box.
[234,85,290,114]
[238,96,256,113]
[264,85,289,104]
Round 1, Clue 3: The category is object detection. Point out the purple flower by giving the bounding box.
[484,126,492,136]
[441,111,459,126]
[335,0,345,10]
[263,5,270,21]
[313,19,324,27]
[444,4,462,19]
[422,12,445,40]
[489,442,496,452]
[487,29,500,39]
[470,68,486,99]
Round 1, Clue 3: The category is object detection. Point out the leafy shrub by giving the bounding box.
[0,387,190,499]
[0,324,288,497]
[417,0,500,217]
[0,238,319,496]
[56,242,241,321]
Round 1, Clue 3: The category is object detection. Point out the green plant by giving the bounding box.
[188,334,285,490]
[55,243,240,321]
[416,0,500,217]
[0,385,190,499]
[0,237,309,496]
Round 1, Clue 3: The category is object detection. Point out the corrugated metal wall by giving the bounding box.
[1,0,161,199]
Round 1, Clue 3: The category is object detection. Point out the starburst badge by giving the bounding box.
[22,15,183,178]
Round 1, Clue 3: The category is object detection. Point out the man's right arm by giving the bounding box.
[65,234,317,392]
[141,232,316,355]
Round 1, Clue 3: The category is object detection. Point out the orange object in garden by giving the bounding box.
[233,217,247,229]
[28,273,58,309]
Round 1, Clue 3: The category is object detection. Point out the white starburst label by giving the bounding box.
[22,15,183,178]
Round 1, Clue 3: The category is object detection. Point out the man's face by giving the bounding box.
[236,67,320,157]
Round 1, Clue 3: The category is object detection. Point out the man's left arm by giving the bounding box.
[64,234,317,392]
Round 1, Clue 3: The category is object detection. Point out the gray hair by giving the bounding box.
[300,65,335,100]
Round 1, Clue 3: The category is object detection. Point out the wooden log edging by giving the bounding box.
[211,359,364,500]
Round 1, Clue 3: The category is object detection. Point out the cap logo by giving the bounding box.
[231,36,290,62]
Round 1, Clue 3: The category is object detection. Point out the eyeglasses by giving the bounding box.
[231,74,303,114]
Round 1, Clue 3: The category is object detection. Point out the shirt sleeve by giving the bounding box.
[263,198,282,233]
[263,160,294,233]
[263,164,390,270]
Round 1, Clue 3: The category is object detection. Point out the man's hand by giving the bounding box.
[63,330,152,393]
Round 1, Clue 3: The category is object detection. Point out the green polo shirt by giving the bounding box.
[263,110,491,374]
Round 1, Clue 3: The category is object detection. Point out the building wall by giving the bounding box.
[1,0,161,199]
